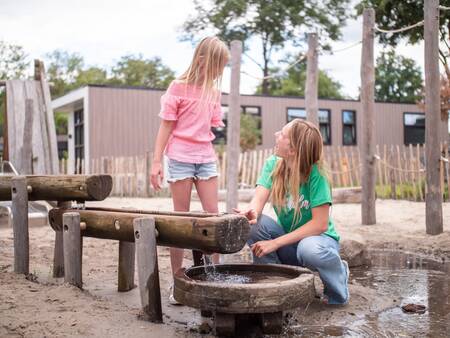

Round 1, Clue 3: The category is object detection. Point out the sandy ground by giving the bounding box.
[1,198,449,337]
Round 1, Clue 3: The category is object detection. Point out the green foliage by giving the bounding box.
[375,49,423,103]
[0,40,29,80]
[111,55,175,88]
[46,50,84,97]
[54,112,68,135]
[255,59,344,98]
[240,113,261,151]
[356,0,450,47]
[45,51,175,98]
[181,0,352,94]
[375,179,431,201]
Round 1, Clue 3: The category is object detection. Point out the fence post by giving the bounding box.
[226,40,242,212]
[306,32,319,126]
[118,240,135,292]
[360,8,376,225]
[424,0,443,234]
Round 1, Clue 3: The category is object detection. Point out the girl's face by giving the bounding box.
[274,123,294,159]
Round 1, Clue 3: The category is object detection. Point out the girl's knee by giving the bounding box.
[297,237,338,268]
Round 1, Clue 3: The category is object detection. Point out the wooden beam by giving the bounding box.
[360,8,376,225]
[0,174,112,201]
[226,40,242,212]
[11,176,29,274]
[134,217,162,323]
[306,33,319,126]
[49,208,250,254]
[424,0,443,234]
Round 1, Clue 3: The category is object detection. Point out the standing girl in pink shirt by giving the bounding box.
[150,36,230,304]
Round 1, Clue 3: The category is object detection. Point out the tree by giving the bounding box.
[0,41,29,129]
[46,50,84,97]
[255,57,344,99]
[111,55,175,88]
[0,40,28,80]
[375,49,423,103]
[356,0,450,65]
[181,0,352,94]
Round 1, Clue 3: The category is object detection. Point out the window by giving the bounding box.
[242,106,262,145]
[287,108,306,122]
[404,112,425,145]
[74,109,84,173]
[342,110,357,145]
[319,109,331,145]
[212,105,262,145]
[286,108,331,144]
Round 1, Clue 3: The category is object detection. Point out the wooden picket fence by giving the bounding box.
[59,143,450,202]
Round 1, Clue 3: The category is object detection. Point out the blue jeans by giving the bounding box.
[247,215,349,305]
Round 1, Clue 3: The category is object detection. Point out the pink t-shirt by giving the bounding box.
[158,81,225,163]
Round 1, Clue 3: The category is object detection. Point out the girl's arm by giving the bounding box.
[251,204,329,257]
[150,120,175,190]
[234,185,270,224]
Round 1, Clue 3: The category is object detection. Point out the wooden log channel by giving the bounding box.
[0,175,112,201]
[49,207,250,254]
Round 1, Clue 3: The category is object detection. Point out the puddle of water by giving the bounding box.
[194,269,292,284]
[287,250,450,337]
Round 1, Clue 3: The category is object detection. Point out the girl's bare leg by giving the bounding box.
[195,177,220,263]
[170,178,194,275]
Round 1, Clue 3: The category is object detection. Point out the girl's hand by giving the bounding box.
[251,240,279,257]
[150,161,164,191]
[232,208,258,224]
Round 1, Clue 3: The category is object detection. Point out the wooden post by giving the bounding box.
[21,99,34,174]
[118,241,135,292]
[226,40,242,212]
[424,0,443,234]
[134,217,162,323]
[11,176,29,274]
[2,82,8,161]
[360,8,376,225]
[63,212,83,288]
[53,201,71,278]
[305,33,319,126]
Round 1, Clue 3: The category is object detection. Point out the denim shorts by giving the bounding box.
[167,158,218,183]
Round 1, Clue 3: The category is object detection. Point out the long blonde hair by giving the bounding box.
[271,119,325,226]
[178,36,230,103]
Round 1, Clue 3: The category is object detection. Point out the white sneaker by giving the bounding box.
[168,284,182,306]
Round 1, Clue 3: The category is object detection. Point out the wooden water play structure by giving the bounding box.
[174,264,315,335]
[4,173,252,324]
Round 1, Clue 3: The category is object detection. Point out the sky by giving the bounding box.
[0,0,426,99]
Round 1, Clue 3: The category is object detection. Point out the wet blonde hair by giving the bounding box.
[271,119,326,227]
[178,36,230,103]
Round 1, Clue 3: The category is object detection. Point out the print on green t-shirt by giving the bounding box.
[256,155,340,242]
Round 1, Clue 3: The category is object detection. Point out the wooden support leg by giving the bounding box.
[134,217,162,323]
[118,240,135,292]
[11,176,29,274]
[53,201,71,278]
[259,311,283,334]
[215,312,236,337]
[63,212,83,288]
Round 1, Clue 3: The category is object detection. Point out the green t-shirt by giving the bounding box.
[256,155,340,241]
